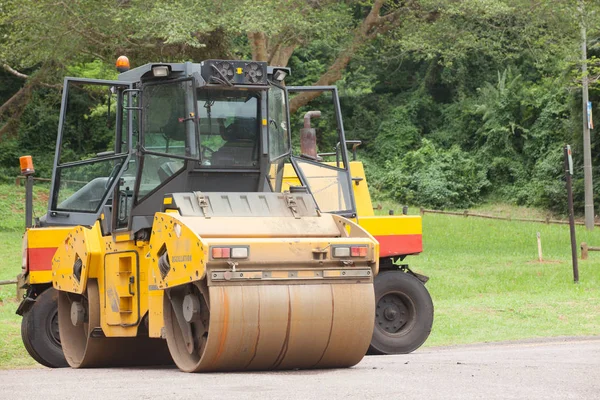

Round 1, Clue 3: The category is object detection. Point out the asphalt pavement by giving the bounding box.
[1,336,598,400]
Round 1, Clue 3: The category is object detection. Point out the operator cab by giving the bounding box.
[126,61,288,229]
[43,58,356,239]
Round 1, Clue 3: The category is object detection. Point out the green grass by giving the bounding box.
[0,182,50,232]
[0,230,37,369]
[418,213,600,346]
[373,202,600,346]
[0,183,49,369]
[0,297,36,368]
[1,184,599,368]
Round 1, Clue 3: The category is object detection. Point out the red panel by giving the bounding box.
[28,247,57,271]
[374,234,422,257]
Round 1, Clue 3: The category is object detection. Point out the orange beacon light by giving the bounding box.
[116,56,130,73]
[19,155,34,176]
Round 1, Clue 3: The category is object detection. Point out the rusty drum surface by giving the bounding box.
[164,282,375,372]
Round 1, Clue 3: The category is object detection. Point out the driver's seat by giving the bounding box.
[211,141,255,166]
[211,119,257,167]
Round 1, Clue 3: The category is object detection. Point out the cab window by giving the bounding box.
[268,86,289,160]
[197,89,260,167]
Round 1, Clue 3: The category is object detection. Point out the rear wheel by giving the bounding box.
[369,270,433,354]
[21,288,68,368]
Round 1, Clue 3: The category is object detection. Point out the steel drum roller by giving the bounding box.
[164,282,375,372]
[57,280,171,368]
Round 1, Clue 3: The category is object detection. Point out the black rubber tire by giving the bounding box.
[21,288,68,368]
[369,270,434,355]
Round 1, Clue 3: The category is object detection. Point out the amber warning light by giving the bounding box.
[116,56,130,73]
[19,155,34,175]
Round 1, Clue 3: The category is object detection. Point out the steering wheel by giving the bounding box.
[201,144,214,155]
[200,144,215,159]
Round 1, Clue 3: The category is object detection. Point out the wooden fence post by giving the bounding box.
[581,242,589,260]
[16,274,25,301]
[537,232,543,262]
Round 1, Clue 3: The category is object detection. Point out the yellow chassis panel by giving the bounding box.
[29,270,52,284]
[27,227,72,248]
[358,215,422,236]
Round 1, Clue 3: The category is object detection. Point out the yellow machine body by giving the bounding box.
[50,192,379,372]
[52,222,152,337]
[28,161,420,287]
[21,161,422,371]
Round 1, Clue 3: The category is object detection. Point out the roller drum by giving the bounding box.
[164,281,375,372]
[58,280,171,368]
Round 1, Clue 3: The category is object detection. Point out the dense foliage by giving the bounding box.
[1,0,599,214]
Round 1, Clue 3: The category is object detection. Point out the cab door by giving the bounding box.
[45,78,133,227]
[44,78,141,328]
[267,84,291,192]
[286,86,357,219]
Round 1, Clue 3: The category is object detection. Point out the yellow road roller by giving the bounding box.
[17,58,382,372]
[17,57,434,371]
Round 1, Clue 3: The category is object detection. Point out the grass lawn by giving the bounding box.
[0,229,39,369]
[1,184,599,368]
[0,183,49,369]
[418,212,600,346]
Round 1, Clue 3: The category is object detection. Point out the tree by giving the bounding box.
[3,0,600,215]
[0,0,228,135]
[284,0,441,112]
[0,1,443,120]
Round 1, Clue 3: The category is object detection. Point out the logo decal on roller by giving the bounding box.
[171,255,192,263]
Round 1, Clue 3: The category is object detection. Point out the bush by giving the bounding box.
[368,139,489,209]
[371,106,421,160]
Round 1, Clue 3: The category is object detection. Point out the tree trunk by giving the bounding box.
[269,44,297,67]
[288,0,391,113]
[0,86,33,137]
[248,0,431,114]
[248,32,269,62]
[0,86,29,117]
